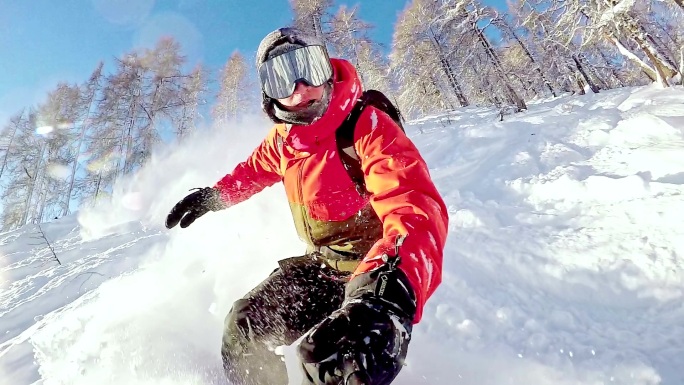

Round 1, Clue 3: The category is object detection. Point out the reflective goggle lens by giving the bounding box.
[258,45,332,99]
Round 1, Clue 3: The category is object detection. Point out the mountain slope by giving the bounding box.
[2,86,684,385]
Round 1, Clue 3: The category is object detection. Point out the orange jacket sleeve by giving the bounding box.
[214,127,283,205]
[351,107,449,323]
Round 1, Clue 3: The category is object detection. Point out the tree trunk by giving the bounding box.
[679,47,684,85]
[312,12,325,40]
[626,21,677,86]
[22,143,46,225]
[473,25,527,110]
[597,48,626,87]
[428,28,469,107]
[63,77,100,216]
[440,57,469,107]
[572,55,600,93]
[498,19,556,97]
[0,112,22,179]
[576,78,586,95]
[642,33,679,76]
[36,177,49,223]
[94,173,102,200]
[639,41,671,87]
[610,36,658,81]
[579,53,610,90]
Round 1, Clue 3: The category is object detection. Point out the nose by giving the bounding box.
[292,80,311,96]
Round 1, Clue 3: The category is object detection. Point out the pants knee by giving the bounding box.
[221,298,254,356]
[221,298,289,385]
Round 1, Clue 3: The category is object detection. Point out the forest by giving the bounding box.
[0,0,682,230]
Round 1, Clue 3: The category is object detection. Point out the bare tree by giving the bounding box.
[289,0,333,40]
[356,41,393,95]
[0,37,208,228]
[175,65,207,138]
[19,83,84,222]
[1,109,45,227]
[512,0,607,94]
[81,37,202,204]
[494,13,557,97]
[392,0,468,117]
[213,51,252,125]
[0,111,25,180]
[61,63,103,216]
[544,0,682,87]
[327,5,373,67]
[444,0,527,111]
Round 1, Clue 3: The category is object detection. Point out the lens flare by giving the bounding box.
[47,163,71,180]
[57,122,75,130]
[86,151,122,174]
[36,125,54,135]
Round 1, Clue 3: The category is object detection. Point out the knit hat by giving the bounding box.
[256,27,327,67]
[256,27,333,125]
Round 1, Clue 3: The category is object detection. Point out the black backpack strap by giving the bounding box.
[336,90,405,196]
[336,96,367,196]
[362,90,405,131]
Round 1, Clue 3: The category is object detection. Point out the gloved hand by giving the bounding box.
[165,187,228,229]
[298,256,416,385]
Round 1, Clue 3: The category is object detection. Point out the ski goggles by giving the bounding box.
[258,45,333,99]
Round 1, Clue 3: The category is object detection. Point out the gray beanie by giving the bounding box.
[256,27,333,125]
[256,27,327,67]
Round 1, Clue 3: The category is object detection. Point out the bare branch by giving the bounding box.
[37,224,61,265]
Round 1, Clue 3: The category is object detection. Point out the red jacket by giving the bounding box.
[215,58,448,323]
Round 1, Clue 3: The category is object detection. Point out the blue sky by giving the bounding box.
[0,0,505,125]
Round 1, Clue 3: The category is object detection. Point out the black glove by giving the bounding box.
[298,257,416,385]
[165,187,227,229]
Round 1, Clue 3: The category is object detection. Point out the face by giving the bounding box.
[276,81,325,112]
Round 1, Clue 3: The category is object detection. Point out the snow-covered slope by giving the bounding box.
[1,86,684,385]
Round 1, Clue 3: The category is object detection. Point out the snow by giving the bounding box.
[370,110,378,130]
[2,85,684,385]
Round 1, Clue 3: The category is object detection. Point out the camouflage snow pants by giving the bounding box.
[220,254,350,385]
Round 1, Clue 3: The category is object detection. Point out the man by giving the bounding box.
[166,27,448,385]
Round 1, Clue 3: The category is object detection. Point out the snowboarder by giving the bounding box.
[165,27,449,385]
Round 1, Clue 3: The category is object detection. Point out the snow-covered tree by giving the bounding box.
[443,0,527,111]
[536,0,683,87]
[510,0,607,94]
[493,13,557,98]
[391,0,468,117]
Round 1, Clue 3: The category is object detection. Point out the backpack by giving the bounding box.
[277,90,405,195]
